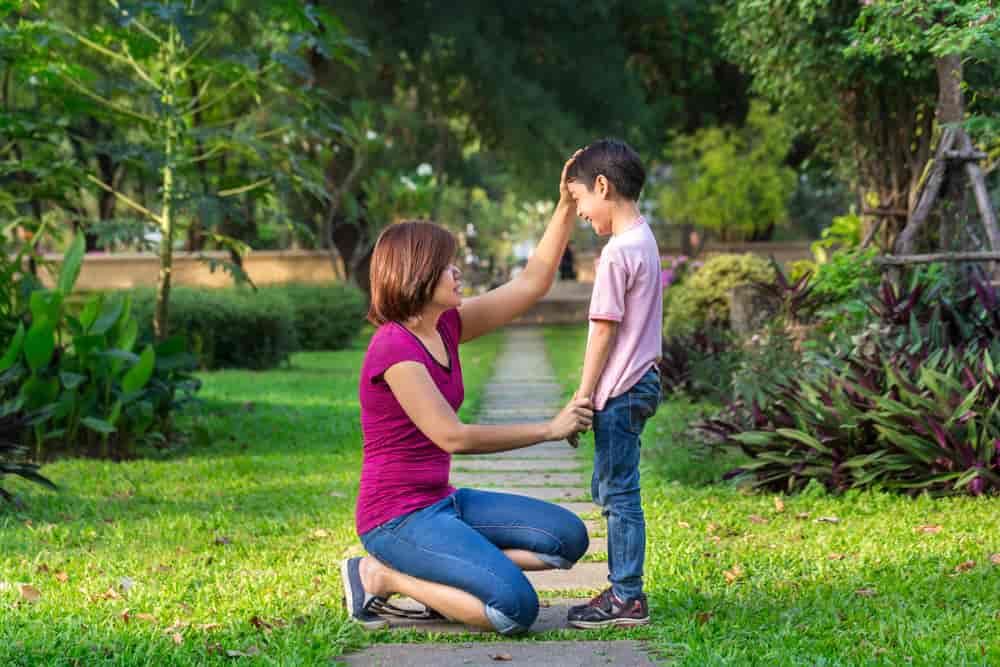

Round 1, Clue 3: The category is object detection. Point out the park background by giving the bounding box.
[1,1,1000,664]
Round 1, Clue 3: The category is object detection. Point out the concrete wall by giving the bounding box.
[32,241,811,291]
[35,250,342,290]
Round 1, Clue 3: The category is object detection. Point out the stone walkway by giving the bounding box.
[340,327,660,666]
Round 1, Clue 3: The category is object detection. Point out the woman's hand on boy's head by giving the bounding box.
[559,149,584,208]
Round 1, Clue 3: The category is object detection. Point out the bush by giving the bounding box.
[663,253,774,338]
[262,283,366,351]
[659,325,738,403]
[132,287,297,370]
[700,269,1000,496]
[0,235,199,480]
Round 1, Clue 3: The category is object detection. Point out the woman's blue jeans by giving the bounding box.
[591,367,660,601]
[360,488,589,634]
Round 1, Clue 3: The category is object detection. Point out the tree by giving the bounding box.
[722,0,940,247]
[847,0,1000,257]
[657,101,796,242]
[50,0,344,339]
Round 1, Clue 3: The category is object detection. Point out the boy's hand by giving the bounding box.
[558,149,583,209]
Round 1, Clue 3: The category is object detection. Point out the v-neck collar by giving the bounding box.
[397,321,452,373]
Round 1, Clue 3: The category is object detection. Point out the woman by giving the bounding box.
[341,154,594,635]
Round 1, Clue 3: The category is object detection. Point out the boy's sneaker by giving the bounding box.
[567,587,649,628]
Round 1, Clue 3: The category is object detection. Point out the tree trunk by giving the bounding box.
[154,27,179,342]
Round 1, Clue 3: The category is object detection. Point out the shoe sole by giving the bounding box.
[568,616,650,629]
[340,558,389,630]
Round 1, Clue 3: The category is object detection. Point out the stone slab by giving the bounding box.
[460,445,577,460]
[338,640,660,667]
[560,502,600,517]
[370,598,583,635]
[451,472,584,487]
[469,486,586,502]
[527,562,608,592]
[586,537,607,556]
[451,459,584,472]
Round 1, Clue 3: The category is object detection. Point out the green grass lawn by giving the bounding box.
[544,324,1000,666]
[0,331,502,665]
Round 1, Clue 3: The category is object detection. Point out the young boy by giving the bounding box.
[564,139,662,628]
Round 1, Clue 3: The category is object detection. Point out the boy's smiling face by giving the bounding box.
[567,176,614,236]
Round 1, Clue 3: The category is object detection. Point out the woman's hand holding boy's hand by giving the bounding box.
[558,149,583,210]
[546,396,593,443]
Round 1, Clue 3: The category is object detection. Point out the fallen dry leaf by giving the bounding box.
[696,611,713,625]
[135,613,157,623]
[121,609,131,623]
[816,516,840,524]
[54,572,69,583]
[172,633,183,645]
[990,554,1000,566]
[748,515,767,524]
[37,564,50,574]
[773,497,786,513]
[855,588,877,597]
[311,529,330,539]
[490,654,513,662]
[706,523,719,534]
[19,584,40,603]
[723,565,743,584]
[955,560,976,573]
[916,524,942,534]
[214,536,232,546]
[197,623,221,631]
[165,620,190,633]
[677,521,691,529]
[795,512,810,520]
[93,587,122,602]
[828,553,846,561]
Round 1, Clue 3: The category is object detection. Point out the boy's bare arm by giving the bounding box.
[576,320,618,401]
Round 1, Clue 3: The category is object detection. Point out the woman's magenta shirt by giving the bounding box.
[355,308,463,535]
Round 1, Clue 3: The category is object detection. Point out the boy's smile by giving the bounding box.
[567,180,614,236]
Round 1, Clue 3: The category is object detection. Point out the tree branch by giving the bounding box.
[86,174,162,224]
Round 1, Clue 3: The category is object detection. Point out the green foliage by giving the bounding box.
[132,287,298,371]
[658,101,795,241]
[263,283,367,351]
[702,270,1000,497]
[663,253,774,338]
[0,234,198,479]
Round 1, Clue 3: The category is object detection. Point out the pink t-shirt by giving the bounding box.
[355,308,463,535]
[588,217,663,410]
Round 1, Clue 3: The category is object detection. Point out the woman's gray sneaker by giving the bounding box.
[340,557,389,630]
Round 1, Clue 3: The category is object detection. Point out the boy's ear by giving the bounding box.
[594,174,612,199]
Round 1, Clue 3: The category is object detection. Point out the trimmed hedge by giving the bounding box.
[132,287,297,370]
[131,283,368,370]
[262,283,367,351]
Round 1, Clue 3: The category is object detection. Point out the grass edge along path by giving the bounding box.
[0,331,501,666]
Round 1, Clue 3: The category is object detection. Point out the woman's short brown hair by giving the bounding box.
[367,220,458,326]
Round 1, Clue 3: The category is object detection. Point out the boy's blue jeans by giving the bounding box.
[360,488,589,634]
[591,366,660,601]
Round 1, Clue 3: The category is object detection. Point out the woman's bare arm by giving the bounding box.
[384,361,592,454]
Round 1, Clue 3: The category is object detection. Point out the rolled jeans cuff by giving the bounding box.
[485,604,529,635]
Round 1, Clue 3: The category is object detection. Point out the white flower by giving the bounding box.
[365,130,378,141]
[416,163,433,177]
[400,176,417,191]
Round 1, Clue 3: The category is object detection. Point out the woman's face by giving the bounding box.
[429,263,463,310]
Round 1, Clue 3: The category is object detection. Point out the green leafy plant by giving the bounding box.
[663,253,774,338]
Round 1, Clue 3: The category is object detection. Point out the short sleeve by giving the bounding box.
[365,326,425,384]
[589,248,628,322]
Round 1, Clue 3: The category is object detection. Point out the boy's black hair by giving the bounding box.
[566,138,646,201]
